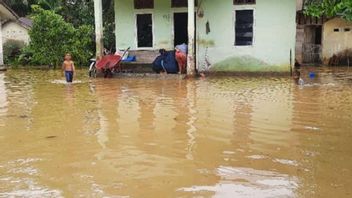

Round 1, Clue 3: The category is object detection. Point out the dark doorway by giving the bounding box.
[302,25,322,64]
[315,26,322,45]
[174,12,188,46]
[136,14,153,48]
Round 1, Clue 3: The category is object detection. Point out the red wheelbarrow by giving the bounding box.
[89,47,130,78]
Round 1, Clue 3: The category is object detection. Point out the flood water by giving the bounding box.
[0,67,351,198]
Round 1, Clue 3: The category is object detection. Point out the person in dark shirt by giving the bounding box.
[152,49,178,74]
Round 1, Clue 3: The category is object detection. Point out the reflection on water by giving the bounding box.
[178,166,298,198]
[0,74,7,126]
[0,68,352,197]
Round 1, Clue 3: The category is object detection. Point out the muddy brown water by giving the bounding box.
[0,67,351,198]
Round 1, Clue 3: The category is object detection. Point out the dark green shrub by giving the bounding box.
[3,39,26,64]
[25,5,94,67]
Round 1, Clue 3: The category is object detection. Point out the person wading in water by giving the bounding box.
[62,53,76,83]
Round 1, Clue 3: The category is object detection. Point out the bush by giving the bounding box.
[24,5,94,67]
[3,40,25,64]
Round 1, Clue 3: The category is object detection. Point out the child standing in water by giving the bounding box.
[62,53,75,83]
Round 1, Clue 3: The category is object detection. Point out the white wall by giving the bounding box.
[196,0,297,72]
[2,22,30,44]
[115,0,297,72]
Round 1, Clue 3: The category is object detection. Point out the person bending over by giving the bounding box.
[175,44,187,74]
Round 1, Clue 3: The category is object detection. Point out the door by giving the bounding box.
[136,14,153,48]
[303,25,322,64]
[174,12,188,46]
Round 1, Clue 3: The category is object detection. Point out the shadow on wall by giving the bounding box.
[328,49,352,66]
[210,56,289,72]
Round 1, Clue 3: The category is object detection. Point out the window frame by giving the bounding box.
[134,0,154,9]
[233,6,256,48]
[171,0,198,8]
[233,0,256,5]
[134,11,155,49]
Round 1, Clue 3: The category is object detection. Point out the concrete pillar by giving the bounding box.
[187,0,196,76]
[94,0,104,59]
[0,16,4,65]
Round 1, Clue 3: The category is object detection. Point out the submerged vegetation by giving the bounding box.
[5,0,115,67]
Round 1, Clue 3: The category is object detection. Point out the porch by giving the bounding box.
[93,0,197,75]
[94,0,297,74]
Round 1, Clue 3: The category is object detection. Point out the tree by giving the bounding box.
[59,0,95,27]
[25,6,94,67]
[4,0,34,16]
[4,0,60,16]
[6,0,116,65]
[304,0,352,21]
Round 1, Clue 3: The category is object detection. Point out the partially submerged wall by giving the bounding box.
[322,18,352,64]
[196,0,296,72]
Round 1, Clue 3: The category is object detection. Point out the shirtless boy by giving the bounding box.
[62,53,75,83]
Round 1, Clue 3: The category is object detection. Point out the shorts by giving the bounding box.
[65,71,74,83]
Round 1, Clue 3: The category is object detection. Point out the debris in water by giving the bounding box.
[45,136,57,139]
[304,126,320,131]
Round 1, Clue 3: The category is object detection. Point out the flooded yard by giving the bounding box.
[0,67,351,198]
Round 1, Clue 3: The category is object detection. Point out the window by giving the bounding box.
[334,28,340,32]
[235,10,254,46]
[136,14,153,48]
[344,28,351,32]
[171,0,198,8]
[134,0,154,9]
[233,0,256,5]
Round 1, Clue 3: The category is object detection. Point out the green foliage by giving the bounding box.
[36,0,61,10]
[25,6,94,67]
[60,0,95,27]
[304,0,352,21]
[3,40,26,64]
[4,0,57,17]
[4,0,32,16]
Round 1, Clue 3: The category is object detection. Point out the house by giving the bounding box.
[0,2,18,66]
[296,0,352,65]
[322,18,352,65]
[2,17,32,44]
[295,0,326,65]
[94,0,297,74]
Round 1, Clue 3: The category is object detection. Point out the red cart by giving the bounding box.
[89,47,130,78]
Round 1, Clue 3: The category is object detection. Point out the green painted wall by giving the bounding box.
[115,0,174,50]
[115,0,296,72]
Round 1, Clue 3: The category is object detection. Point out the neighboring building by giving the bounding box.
[0,2,18,65]
[109,0,296,72]
[296,0,352,65]
[322,18,352,65]
[2,17,32,44]
[295,4,326,65]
